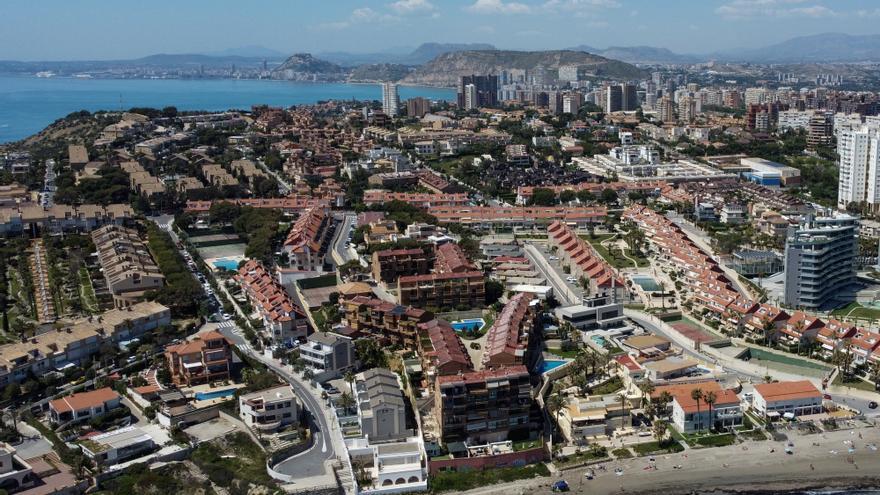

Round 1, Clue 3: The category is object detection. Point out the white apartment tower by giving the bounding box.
[382,82,399,116]
[464,84,478,111]
[837,123,880,211]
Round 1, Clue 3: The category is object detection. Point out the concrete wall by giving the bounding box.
[427,447,546,475]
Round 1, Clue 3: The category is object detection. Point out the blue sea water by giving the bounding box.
[0,75,456,143]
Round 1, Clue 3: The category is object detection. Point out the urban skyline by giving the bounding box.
[3,0,880,60]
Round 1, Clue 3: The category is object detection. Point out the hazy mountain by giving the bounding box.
[402,49,646,87]
[271,53,346,80]
[204,45,286,59]
[319,42,496,67]
[569,45,700,64]
[349,63,414,82]
[720,33,880,63]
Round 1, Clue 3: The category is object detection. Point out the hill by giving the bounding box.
[722,33,880,63]
[318,42,497,67]
[271,53,346,80]
[570,45,701,64]
[349,63,414,83]
[399,43,497,65]
[401,49,646,87]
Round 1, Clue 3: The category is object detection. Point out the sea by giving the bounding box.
[0,75,456,143]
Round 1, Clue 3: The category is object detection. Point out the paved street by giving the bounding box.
[524,242,583,305]
[329,211,357,266]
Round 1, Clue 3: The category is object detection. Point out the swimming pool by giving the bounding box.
[213,258,240,271]
[540,360,567,373]
[195,388,237,401]
[451,318,485,333]
[631,276,661,292]
[591,335,607,346]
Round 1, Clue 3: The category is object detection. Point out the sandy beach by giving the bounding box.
[461,424,880,495]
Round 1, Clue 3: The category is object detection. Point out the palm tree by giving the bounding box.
[658,281,666,310]
[690,388,704,431]
[703,390,717,432]
[546,392,565,434]
[344,370,356,395]
[762,318,776,347]
[639,379,655,399]
[337,392,356,415]
[655,391,673,418]
[617,392,629,429]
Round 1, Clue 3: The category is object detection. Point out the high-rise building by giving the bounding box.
[558,65,579,83]
[464,84,478,111]
[783,214,857,310]
[807,111,834,150]
[405,97,431,118]
[659,96,676,123]
[457,75,499,108]
[562,93,584,114]
[678,96,696,122]
[605,85,623,113]
[621,84,639,111]
[382,82,399,117]
[837,123,880,210]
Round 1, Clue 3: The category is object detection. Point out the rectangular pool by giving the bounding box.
[631,276,661,292]
[540,360,567,373]
[195,388,237,401]
[451,318,485,332]
[213,258,240,271]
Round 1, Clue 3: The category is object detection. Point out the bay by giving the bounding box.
[0,76,455,143]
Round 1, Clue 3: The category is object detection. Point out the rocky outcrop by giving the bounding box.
[401,49,647,87]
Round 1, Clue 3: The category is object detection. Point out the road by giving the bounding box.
[523,242,582,306]
[329,212,357,267]
[257,158,291,195]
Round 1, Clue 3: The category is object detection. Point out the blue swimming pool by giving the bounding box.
[195,388,237,401]
[540,360,567,373]
[631,276,661,292]
[591,335,607,346]
[213,258,239,271]
[451,318,485,333]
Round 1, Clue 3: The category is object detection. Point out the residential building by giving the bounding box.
[430,206,606,231]
[416,319,473,380]
[382,83,399,117]
[457,75,498,108]
[557,394,636,444]
[91,225,164,308]
[49,387,121,425]
[0,444,35,492]
[751,380,823,418]
[434,242,477,274]
[783,214,857,310]
[406,97,431,118]
[397,271,485,310]
[346,436,427,493]
[482,292,536,369]
[653,382,742,433]
[283,207,333,272]
[239,385,299,432]
[807,111,834,150]
[164,331,233,386]
[343,296,432,349]
[355,368,410,442]
[236,260,310,343]
[299,332,355,381]
[371,248,431,284]
[547,221,626,300]
[837,123,880,211]
[79,426,156,466]
[604,85,622,113]
[434,366,535,444]
[464,84,478,111]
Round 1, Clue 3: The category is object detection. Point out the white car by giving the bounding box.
[221,312,231,320]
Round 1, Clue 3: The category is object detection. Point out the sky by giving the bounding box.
[2,0,879,60]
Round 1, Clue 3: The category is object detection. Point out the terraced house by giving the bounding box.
[164,330,233,386]
[236,260,310,342]
[92,224,164,308]
[344,296,432,349]
[482,292,537,369]
[283,207,334,272]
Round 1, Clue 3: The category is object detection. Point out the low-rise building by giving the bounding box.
[482,292,536,369]
[79,426,156,466]
[239,385,299,433]
[654,382,742,433]
[416,319,473,380]
[397,271,485,310]
[343,296,432,349]
[345,436,427,494]
[371,248,431,284]
[554,295,626,331]
[355,368,410,442]
[236,260,310,343]
[299,332,355,381]
[283,207,334,272]
[0,203,135,236]
[49,387,121,425]
[92,224,164,308]
[0,443,35,492]
[752,380,823,418]
[164,331,233,386]
[557,394,636,444]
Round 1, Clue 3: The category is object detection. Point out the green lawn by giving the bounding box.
[611,447,633,458]
[579,234,647,269]
[547,347,579,359]
[832,374,878,392]
[691,433,737,448]
[632,440,684,455]
[78,267,99,313]
[429,463,549,493]
[830,302,880,321]
[591,376,624,395]
[512,438,542,451]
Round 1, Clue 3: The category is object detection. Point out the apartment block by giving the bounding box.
[397,271,485,310]
[299,332,355,380]
[371,248,432,284]
[344,296,432,349]
[0,203,134,235]
[236,260,310,343]
[783,214,857,310]
[164,330,233,386]
[283,207,334,272]
[416,319,473,379]
[482,292,536,369]
[434,366,535,444]
[92,224,164,308]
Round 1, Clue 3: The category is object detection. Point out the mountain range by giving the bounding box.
[317,43,497,67]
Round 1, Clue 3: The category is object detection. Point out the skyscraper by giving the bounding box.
[464,84,478,111]
[807,111,834,150]
[406,97,431,118]
[837,123,880,210]
[783,214,857,310]
[621,84,639,111]
[382,82,399,117]
[457,75,499,108]
[659,96,676,123]
[605,85,622,113]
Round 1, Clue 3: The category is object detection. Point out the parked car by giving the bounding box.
[551,480,570,492]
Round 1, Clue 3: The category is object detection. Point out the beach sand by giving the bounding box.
[461,423,880,495]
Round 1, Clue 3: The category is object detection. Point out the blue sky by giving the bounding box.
[1,0,878,60]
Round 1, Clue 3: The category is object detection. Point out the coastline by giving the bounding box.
[459,424,880,495]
